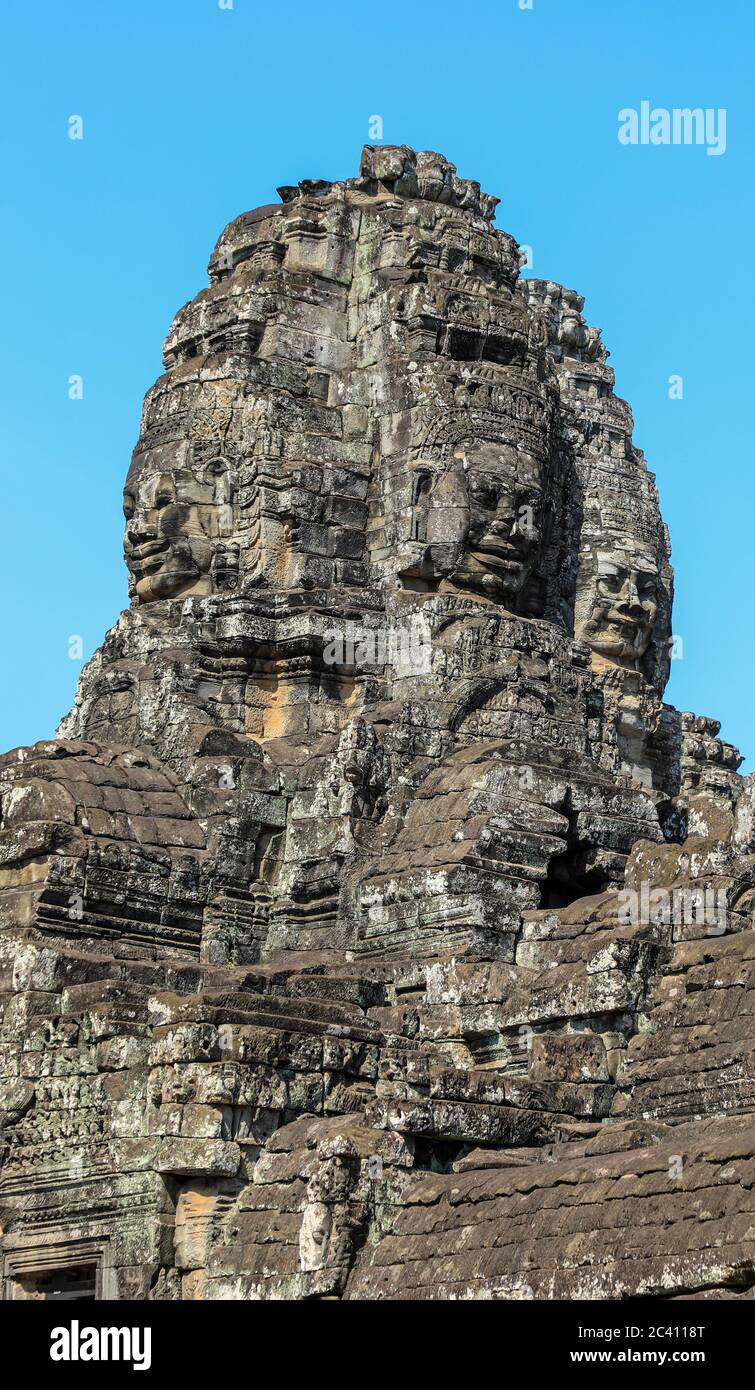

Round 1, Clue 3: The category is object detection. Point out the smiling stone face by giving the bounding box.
[123,456,235,603]
[427,444,545,606]
[576,546,660,666]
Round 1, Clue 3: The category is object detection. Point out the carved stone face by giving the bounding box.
[577,547,659,665]
[123,459,233,603]
[439,444,545,604]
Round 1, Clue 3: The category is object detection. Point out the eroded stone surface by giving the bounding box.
[1,146,751,1302]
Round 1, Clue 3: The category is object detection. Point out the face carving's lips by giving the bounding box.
[130,539,169,558]
[597,611,653,656]
[128,538,173,574]
[471,541,525,570]
[603,610,652,631]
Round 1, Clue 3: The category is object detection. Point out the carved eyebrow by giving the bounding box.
[471,473,507,488]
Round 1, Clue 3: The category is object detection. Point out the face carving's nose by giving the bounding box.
[488,493,517,535]
[126,515,159,551]
[616,579,644,618]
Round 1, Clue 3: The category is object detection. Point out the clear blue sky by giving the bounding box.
[1,0,752,767]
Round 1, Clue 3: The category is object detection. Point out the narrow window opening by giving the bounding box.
[15,1263,98,1301]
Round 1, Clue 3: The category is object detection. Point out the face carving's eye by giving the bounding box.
[123,495,135,521]
[471,480,496,508]
[472,475,510,512]
[154,492,174,510]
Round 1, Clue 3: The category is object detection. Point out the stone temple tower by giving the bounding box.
[1,147,753,1302]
